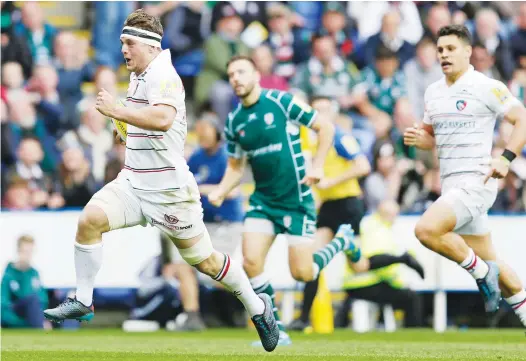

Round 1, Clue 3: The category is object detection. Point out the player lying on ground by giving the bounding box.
[289,96,424,331]
[43,10,280,352]
[404,25,526,327]
[208,56,360,346]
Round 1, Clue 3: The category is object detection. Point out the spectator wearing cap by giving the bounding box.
[355,45,408,118]
[252,44,288,91]
[291,32,361,111]
[14,2,56,66]
[510,3,526,70]
[265,2,310,81]
[1,235,49,329]
[320,2,355,59]
[404,37,443,119]
[194,2,249,121]
[361,10,415,69]
[472,8,514,81]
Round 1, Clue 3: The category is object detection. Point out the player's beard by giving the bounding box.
[237,80,256,99]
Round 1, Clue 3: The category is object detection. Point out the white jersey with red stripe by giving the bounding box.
[423,65,521,185]
[123,49,189,191]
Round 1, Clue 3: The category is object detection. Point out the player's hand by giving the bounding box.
[95,88,116,117]
[208,189,226,207]
[404,123,434,150]
[113,129,125,145]
[302,167,323,186]
[483,156,510,184]
[316,178,333,190]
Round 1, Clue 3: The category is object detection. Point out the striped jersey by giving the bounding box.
[123,49,189,191]
[423,65,521,183]
[224,89,317,210]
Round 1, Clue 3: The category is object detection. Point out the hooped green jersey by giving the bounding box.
[225,89,317,210]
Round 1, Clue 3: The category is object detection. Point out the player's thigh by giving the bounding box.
[242,217,276,275]
[313,227,335,249]
[286,211,317,279]
[86,175,146,232]
[415,195,458,239]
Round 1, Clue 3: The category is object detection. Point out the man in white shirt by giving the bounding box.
[404,25,526,327]
[44,9,279,351]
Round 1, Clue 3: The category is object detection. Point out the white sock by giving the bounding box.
[459,248,489,280]
[213,254,265,317]
[74,242,103,306]
[504,290,526,327]
[249,272,270,292]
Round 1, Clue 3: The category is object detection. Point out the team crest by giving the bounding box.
[456,100,467,111]
[283,215,292,229]
[264,113,274,125]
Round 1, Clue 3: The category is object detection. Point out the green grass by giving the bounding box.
[2,328,525,361]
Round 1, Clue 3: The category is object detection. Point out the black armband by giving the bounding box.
[501,149,517,163]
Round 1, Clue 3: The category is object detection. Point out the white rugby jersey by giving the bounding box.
[423,65,521,182]
[123,49,189,191]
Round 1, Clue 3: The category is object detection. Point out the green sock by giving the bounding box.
[250,276,285,332]
[313,235,347,272]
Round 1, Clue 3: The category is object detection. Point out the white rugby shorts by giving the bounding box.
[88,172,205,240]
[438,175,498,235]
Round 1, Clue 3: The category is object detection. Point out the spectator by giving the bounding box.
[347,1,423,45]
[194,3,249,121]
[2,179,33,210]
[26,65,65,137]
[473,8,514,81]
[1,61,27,101]
[1,235,49,329]
[4,136,58,209]
[164,2,209,60]
[266,3,310,80]
[15,2,56,65]
[92,1,135,70]
[55,146,98,208]
[291,32,361,109]
[53,31,95,130]
[211,1,268,32]
[364,141,402,212]
[77,66,118,115]
[357,45,408,117]
[320,2,355,59]
[104,143,126,185]
[471,42,503,81]
[0,23,33,79]
[510,68,526,104]
[404,37,443,119]
[75,104,113,184]
[423,5,451,43]
[252,44,288,91]
[361,10,415,69]
[510,3,526,69]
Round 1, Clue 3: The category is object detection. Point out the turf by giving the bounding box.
[1,328,525,361]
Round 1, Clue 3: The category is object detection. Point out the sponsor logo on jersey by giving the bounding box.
[456,100,467,111]
[164,214,179,224]
[491,87,510,104]
[152,218,192,231]
[246,143,283,158]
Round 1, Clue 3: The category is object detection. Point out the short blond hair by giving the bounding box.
[17,235,35,248]
[123,9,163,37]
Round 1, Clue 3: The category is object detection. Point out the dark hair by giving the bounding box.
[123,9,163,37]
[437,25,471,44]
[472,40,487,50]
[416,36,435,50]
[227,55,257,69]
[375,45,398,60]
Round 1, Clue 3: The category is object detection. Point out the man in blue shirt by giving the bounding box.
[166,113,244,331]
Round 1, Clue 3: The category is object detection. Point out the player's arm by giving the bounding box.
[108,103,176,132]
[199,184,240,199]
[484,82,526,182]
[309,117,335,175]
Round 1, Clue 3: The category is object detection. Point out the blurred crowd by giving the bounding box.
[2,1,526,213]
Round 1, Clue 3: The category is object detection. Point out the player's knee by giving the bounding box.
[243,256,264,278]
[76,205,110,243]
[414,221,439,248]
[290,265,314,282]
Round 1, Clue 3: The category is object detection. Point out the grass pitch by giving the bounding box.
[2,328,525,361]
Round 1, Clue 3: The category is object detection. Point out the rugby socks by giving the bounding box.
[300,278,319,323]
[312,234,348,278]
[505,290,526,327]
[250,273,285,332]
[74,242,103,306]
[459,248,489,280]
[213,254,264,318]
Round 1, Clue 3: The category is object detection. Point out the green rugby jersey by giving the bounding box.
[225,89,316,210]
